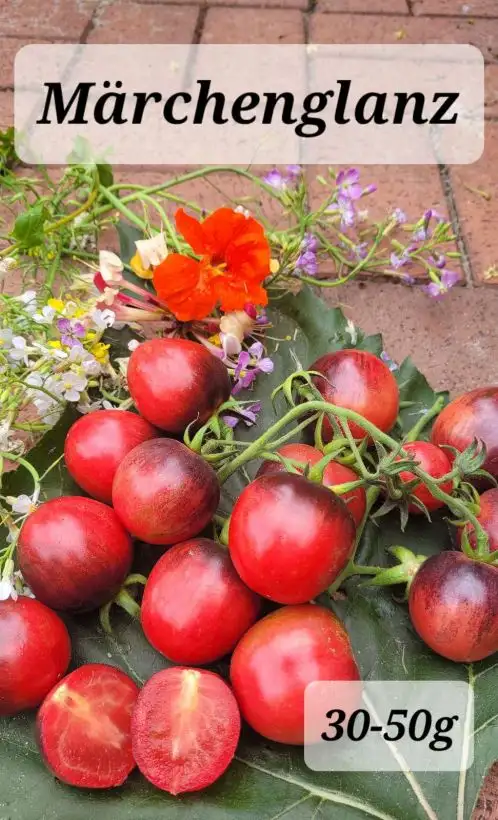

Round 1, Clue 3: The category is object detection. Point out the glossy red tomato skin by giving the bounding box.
[127,338,231,433]
[398,441,453,514]
[132,667,241,794]
[0,597,71,716]
[141,538,261,664]
[229,473,356,604]
[112,439,220,545]
[310,349,399,442]
[64,410,157,504]
[457,488,498,554]
[18,497,133,612]
[409,552,498,662]
[431,386,498,479]
[230,604,360,745]
[37,664,139,788]
[256,443,366,526]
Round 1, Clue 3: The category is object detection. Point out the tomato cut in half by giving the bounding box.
[37,664,139,788]
[132,667,240,794]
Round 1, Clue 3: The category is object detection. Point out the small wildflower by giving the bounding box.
[286,165,302,180]
[57,318,86,348]
[8,336,29,365]
[380,351,399,371]
[336,168,363,201]
[7,494,36,515]
[17,291,37,313]
[0,328,13,349]
[90,308,115,330]
[128,339,140,352]
[33,305,56,324]
[232,342,274,394]
[263,168,288,190]
[90,342,110,365]
[327,198,356,229]
[47,298,65,313]
[0,578,17,602]
[390,251,409,270]
[422,269,460,299]
[295,250,318,277]
[392,208,407,225]
[135,233,168,270]
[99,250,124,283]
[222,401,262,428]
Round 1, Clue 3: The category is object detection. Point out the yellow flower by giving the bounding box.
[270,258,280,274]
[208,334,221,346]
[91,342,110,364]
[47,298,65,313]
[73,308,86,319]
[48,340,63,349]
[130,252,154,280]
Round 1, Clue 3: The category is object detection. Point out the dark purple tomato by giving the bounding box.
[229,473,356,604]
[409,551,498,662]
[230,604,360,745]
[310,349,399,442]
[141,538,260,664]
[457,488,498,554]
[398,441,453,513]
[431,386,498,479]
[18,497,133,611]
[256,442,366,526]
[0,597,71,716]
[127,338,231,433]
[37,664,139,788]
[64,410,157,503]
[132,667,240,794]
[112,438,220,545]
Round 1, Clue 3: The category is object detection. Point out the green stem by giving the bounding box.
[404,395,446,443]
[328,486,381,593]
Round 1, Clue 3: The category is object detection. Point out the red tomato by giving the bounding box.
[0,597,71,716]
[37,664,139,788]
[457,488,498,554]
[256,443,366,526]
[64,410,157,503]
[18,497,133,611]
[398,441,453,513]
[132,667,240,794]
[230,604,360,745]
[229,473,356,604]
[431,386,498,479]
[141,538,260,664]
[310,349,399,442]
[112,439,220,545]
[127,338,231,433]
[409,552,498,662]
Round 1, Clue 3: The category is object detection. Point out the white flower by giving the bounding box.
[91,308,115,330]
[0,328,13,350]
[100,250,124,283]
[13,572,35,598]
[67,346,101,376]
[0,578,17,602]
[59,372,87,402]
[8,494,35,515]
[0,256,17,277]
[17,290,37,313]
[127,339,140,352]
[135,233,168,270]
[0,420,14,451]
[8,336,29,365]
[77,398,102,414]
[220,332,242,357]
[33,305,56,324]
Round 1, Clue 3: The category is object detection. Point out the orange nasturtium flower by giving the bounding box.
[153,208,270,322]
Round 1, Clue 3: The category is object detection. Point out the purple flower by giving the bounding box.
[327,198,356,229]
[263,168,287,190]
[402,273,416,285]
[232,342,274,394]
[296,250,318,277]
[222,401,262,428]
[380,351,399,371]
[413,209,445,242]
[336,168,363,201]
[422,269,460,299]
[57,318,85,348]
[286,165,302,180]
[256,308,268,325]
[301,233,319,253]
[352,242,368,260]
[392,208,407,225]
[390,251,409,270]
[428,254,446,270]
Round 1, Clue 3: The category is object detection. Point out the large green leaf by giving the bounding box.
[1,282,496,820]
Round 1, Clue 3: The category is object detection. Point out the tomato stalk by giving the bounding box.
[403,395,447,443]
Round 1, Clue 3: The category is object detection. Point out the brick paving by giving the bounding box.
[1,0,498,397]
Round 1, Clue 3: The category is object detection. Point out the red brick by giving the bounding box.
[0,90,13,129]
[449,121,498,284]
[412,0,498,16]
[0,0,96,39]
[309,13,498,62]
[89,2,199,44]
[202,8,305,43]
[317,0,408,13]
[306,164,460,281]
[485,65,498,118]
[0,38,59,89]
[208,0,306,7]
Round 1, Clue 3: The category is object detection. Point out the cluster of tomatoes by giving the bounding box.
[1,338,498,795]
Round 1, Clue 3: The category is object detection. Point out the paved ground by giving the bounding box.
[1,0,498,398]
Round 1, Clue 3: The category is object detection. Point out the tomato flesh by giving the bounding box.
[64,409,157,503]
[256,442,366,526]
[141,538,260,664]
[132,667,240,794]
[37,664,139,788]
[112,438,220,545]
[409,551,498,662]
[431,386,498,479]
[18,497,133,612]
[229,473,356,604]
[127,338,231,433]
[0,597,71,716]
[310,349,399,442]
[398,441,453,513]
[230,604,360,745]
